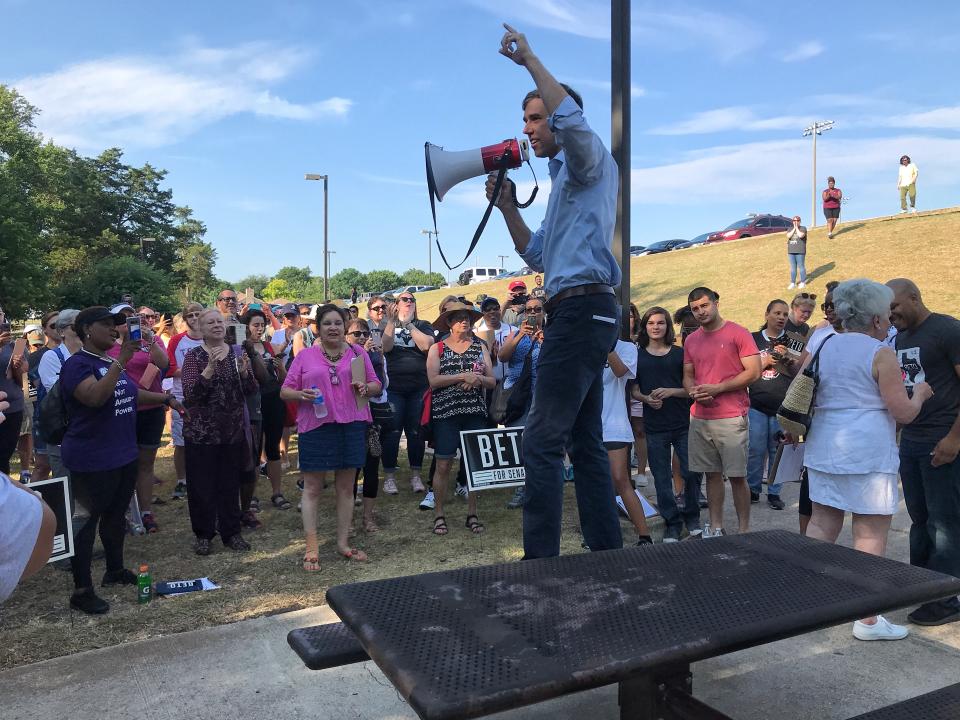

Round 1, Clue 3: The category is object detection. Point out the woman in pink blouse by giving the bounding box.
[281,305,381,571]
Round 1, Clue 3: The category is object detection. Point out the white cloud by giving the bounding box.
[649,107,812,135]
[468,1,762,60]
[783,41,824,62]
[631,135,960,205]
[11,42,352,150]
[887,106,960,131]
[566,78,646,98]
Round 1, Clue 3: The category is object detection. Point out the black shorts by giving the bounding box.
[799,469,812,517]
[823,206,840,219]
[136,406,167,449]
[604,441,630,451]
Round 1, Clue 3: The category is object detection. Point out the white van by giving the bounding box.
[459,267,504,285]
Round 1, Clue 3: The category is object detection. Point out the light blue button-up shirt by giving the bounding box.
[519,95,621,298]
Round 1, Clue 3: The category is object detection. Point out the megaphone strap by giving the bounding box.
[434,151,539,271]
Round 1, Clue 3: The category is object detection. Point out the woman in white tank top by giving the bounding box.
[802,280,932,641]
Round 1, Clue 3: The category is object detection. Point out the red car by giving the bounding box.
[706,214,794,243]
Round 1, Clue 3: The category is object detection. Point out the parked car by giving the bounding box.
[457,266,505,286]
[629,245,647,256]
[674,232,714,250]
[706,214,793,243]
[637,239,688,255]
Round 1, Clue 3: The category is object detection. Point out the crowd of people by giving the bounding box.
[1,275,957,641]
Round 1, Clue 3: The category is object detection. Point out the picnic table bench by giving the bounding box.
[288,530,960,719]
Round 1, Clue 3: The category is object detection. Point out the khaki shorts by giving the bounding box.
[688,415,749,477]
[20,403,33,437]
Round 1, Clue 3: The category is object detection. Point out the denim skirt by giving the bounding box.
[299,421,368,471]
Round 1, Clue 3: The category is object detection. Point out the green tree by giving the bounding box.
[234,274,271,297]
[400,268,446,288]
[329,268,366,299]
[274,266,312,297]
[173,241,218,304]
[262,278,293,302]
[364,270,403,293]
[0,86,49,316]
[57,256,178,311]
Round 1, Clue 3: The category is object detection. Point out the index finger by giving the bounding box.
[503,22,517,33]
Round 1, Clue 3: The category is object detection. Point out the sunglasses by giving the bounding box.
[821,302,835,311]
[217,296,237,302]
[796,292,817,300]
[398,297,416,304]
[523,306,543,313]
[348,330,370,338]
[369,305,385,312]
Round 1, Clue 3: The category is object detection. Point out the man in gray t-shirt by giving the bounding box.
[889,278,960,626]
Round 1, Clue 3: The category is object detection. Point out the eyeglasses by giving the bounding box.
[348,330,370,338]
[217,296,237,303]
[185,312,201,318]
[328,365,340,386]
[398,297,416,304]
[369,305,385,312]
[821,302,835,311]
[141,314,158,320]
[523,306,543,313]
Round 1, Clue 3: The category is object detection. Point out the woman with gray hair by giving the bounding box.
[800,279,932,641]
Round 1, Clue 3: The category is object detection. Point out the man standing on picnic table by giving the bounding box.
[486,23,623,558]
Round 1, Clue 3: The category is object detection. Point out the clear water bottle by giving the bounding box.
[311,386,328,418]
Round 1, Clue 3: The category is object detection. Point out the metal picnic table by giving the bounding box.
[289,530,960,720]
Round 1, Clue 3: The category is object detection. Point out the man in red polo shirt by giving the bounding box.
[683,287,761,537]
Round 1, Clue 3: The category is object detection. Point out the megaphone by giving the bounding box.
[425,138,529,202]
[424,138,538,271]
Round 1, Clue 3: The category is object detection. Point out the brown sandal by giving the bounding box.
[465,515,485,534]
[302,552,321,572]
[433,516,448,535]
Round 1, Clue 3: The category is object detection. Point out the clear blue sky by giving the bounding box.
[4,1,959,283]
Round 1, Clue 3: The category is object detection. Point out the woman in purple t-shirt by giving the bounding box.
[59,306,184,615]
[281,305,381,571]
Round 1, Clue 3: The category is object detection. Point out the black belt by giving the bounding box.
[544,283,615,314]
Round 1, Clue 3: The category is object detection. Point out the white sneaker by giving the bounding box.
[419,490,435,510]
[410,476,426,493]
[455,484,469,499]
[900,209,908,214]
[798,282,806,289]
[909,206,917,213]
[383,477,399,495]
[788,282,796,290]
[853,616,908,641]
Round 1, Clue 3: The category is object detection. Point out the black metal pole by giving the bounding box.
[611,0,631,340]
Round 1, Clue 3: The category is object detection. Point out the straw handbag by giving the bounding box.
[777,334,835,437]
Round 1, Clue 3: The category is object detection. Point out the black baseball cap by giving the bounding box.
[75,306,126,328]
[480,297,501,310]
[278,303,298,316]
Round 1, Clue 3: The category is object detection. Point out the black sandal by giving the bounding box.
[432,516,448,535]
[271,493,293,510]
[465,515,485,534]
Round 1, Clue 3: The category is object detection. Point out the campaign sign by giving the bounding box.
[460,426,525,492]
[25,475,74,563]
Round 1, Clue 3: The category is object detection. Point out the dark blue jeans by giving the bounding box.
[522,293,622,558]
[381,387,426,473]
[646,428,702,533]
[900,436,960,579]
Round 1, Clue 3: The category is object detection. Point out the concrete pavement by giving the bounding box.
[3,481,959,720]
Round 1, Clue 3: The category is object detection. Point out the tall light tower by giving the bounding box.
[420,229,438,274]
[802,120,834,228]
[304,173,329,299]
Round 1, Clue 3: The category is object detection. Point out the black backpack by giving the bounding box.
[37,348,70,445]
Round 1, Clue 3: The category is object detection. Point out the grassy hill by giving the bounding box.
[414,207,960,327]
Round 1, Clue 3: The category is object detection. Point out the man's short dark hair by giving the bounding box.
[687,287,719,304]
[523,83,583,111]
[826,280,840,292]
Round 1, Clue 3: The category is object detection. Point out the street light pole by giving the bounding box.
[497,255,508,271]
[305,173,329,299]
[802,121,834,228]
[612,0,631,340]
[420,229,438,274]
